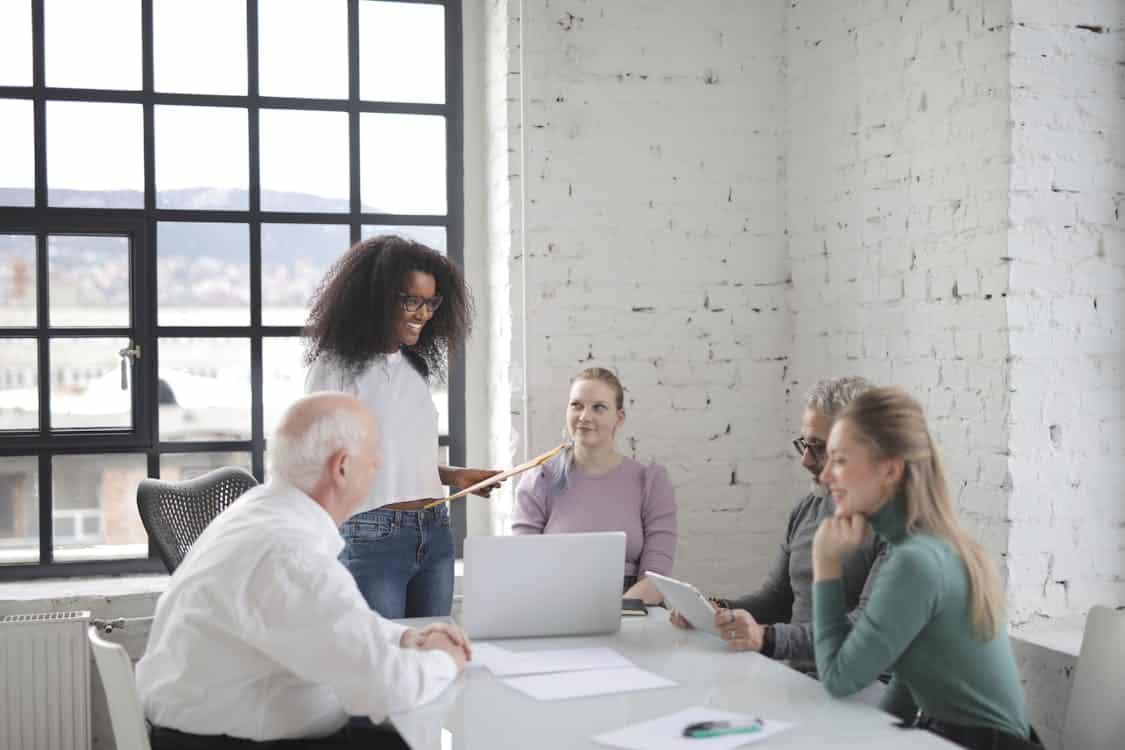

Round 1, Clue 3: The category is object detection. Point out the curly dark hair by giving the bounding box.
[303,235,472,381]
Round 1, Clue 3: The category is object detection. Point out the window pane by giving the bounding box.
[263,337,305,437]
[260,110,349,212]
[361,225,447,255]
[158,222,249,326]
[50,337,133,430]
[259,0,347,99]
[155,106,248,210]
[0,340,38,430]
[160,451,252,481]
[155,0,247,95]
[0,234,36,326]
[49,235,130,328]
[261,223,349,326]
[0,1,32,86]
[46,0,141,90]
[361,114,446,215]
[0,456,38,565]
[48,102,143,208]
[0,100,34,206]
[52,453,147,562]
[159,338,251,442]
[359,1,445,104]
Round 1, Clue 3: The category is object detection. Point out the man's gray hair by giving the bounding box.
[268,408,368,493]
[805,376,875,418]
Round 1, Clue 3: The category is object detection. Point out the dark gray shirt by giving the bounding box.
[725,492,886,663]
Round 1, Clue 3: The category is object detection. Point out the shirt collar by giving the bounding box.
[262,477,345,557]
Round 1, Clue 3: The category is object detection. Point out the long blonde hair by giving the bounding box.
[840,387,1004,639]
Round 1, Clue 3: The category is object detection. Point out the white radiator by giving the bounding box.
[0,610,92,750]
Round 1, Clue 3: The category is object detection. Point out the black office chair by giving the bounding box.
[137,466,258,573]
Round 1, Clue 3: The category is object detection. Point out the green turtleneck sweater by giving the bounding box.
[812,496,1029,738]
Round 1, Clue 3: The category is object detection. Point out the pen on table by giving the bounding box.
[682,718,764,739]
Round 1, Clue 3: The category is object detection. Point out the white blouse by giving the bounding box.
[305,352,444,513]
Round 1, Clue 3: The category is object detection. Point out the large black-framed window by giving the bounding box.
[0,0,465,579]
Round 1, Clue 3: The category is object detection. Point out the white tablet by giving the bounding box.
[645,571,719,636]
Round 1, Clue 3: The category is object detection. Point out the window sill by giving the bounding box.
[0,560,465,611]
[1010,615,1086,658]
[0,572,169,609]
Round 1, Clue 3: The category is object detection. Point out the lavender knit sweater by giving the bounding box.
[512,456,677,579]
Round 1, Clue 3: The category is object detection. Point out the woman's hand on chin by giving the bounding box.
[812,514,868,580]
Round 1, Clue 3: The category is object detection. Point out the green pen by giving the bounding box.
[682,718,764,739]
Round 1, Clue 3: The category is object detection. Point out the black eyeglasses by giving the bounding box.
[398,293,443,313]
[792,437,827,459]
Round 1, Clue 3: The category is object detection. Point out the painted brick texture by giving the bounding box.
[499,0,794,593]
[484,0,1125,616]
[786,0,1014,565]
[1005,0,1125,625]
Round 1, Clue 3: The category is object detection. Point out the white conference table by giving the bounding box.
[389,609,956,749]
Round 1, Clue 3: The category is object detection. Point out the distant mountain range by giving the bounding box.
[0,186,364,213]
[0,188,442,264]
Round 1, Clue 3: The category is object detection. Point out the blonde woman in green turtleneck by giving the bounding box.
[811,388,1037,750]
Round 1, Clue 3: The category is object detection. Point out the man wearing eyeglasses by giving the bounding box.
[671,376,886,669]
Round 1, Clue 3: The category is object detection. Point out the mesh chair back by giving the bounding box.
[137,466,258,573]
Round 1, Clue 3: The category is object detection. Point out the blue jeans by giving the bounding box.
[338,506,454,618]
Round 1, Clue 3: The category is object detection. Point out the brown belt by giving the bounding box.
[381,499,439,511]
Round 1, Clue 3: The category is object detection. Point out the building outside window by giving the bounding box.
[0,0,465,578]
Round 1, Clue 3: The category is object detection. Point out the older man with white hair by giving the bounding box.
[137,392,468,749]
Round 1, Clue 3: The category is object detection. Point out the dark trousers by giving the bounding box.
[150,722,409,750]
[909,716,1043,750]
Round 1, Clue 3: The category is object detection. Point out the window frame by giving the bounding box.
[0,0,466,579]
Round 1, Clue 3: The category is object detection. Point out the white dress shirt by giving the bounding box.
[136,479,457,741]
[305,352,444,513]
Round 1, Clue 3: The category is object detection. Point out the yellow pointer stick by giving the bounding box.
[421,443,569,509]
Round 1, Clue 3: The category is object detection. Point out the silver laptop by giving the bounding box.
[460,532,625,639]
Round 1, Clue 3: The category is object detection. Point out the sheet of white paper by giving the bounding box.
[466,642,514,671]
[485,647,633,677]
[593,706,793,750]
[502,666,675,701]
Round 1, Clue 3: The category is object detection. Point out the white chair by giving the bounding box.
[1062,606,1125,750]
[88,626,151,750]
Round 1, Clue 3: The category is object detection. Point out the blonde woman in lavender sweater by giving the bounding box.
[512,368,678,604]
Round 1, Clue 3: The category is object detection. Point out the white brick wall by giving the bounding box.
[476,0,1125,616]
[480,0,522,535]
[487,0,794,594]
[785,0,1014,568]
[1005,0,1125,625]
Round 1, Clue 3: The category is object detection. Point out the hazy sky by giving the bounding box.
[1,0,447,212]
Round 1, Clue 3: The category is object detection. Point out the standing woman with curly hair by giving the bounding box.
[304,235,500,618]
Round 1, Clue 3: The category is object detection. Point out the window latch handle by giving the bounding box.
[118,343,141,390]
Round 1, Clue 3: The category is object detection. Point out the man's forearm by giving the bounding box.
[763,621,814,662]
[723,586,794,625]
